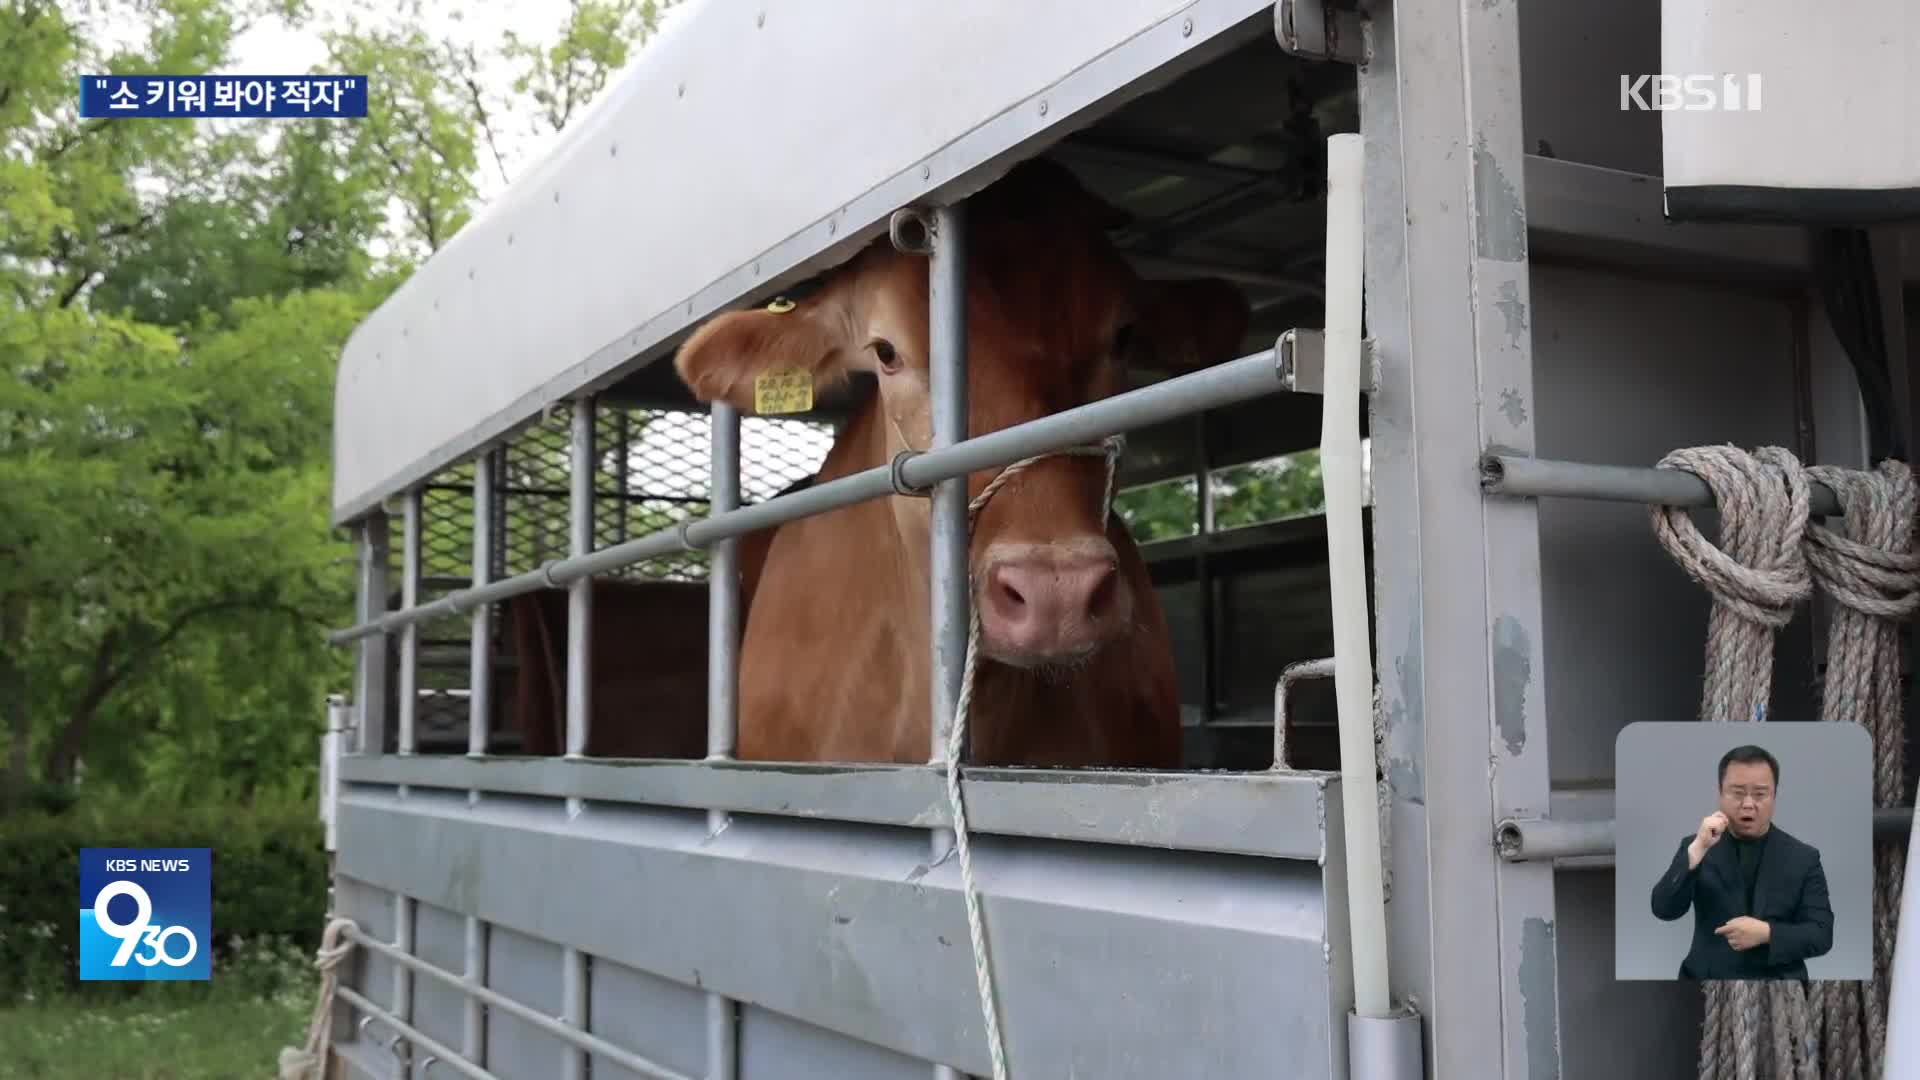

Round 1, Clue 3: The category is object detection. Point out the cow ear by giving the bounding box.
[1132,278,1252,376]
[673,293,853,413]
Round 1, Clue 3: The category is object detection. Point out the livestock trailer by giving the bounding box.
[312,1,1920,1077]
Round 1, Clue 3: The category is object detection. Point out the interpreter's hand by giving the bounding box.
[1716,916,1771,952]
[1688,811,1730,869]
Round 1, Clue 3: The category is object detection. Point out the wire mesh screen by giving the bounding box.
[386,399,835,752]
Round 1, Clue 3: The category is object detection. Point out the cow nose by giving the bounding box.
[978,548,1123,664]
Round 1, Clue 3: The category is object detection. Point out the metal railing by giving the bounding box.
[322,187,1324,1080]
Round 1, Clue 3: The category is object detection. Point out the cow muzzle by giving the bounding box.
[975,541,1129,668]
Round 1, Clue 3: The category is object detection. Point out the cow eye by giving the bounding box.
[871,339,901,374]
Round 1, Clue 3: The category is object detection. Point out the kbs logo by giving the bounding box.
[1619,73,1763,112]
[79,848,211,981]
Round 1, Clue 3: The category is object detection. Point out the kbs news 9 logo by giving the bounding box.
[79,848,212,981]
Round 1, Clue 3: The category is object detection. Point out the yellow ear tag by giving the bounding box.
[765,297,797,314]
[753,370,813,414]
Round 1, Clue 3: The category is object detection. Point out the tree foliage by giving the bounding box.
[1,0,675,809]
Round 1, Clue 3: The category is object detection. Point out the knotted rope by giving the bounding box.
[937,433,1126,1080]
[1649,444,1821,1080]
[278,916,359,1080]
[1802,459,1920,1080]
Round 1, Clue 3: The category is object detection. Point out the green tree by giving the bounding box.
[0,0,677,809]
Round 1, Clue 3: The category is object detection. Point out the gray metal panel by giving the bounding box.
[1551,867,1699,1080]
[335,755,1336,861]
[336,874,398,1014]
[333,790,1345,1078]
[484,923,567,1079]
[330,0,1276,524]
[1529,263,1818,784]
[411,900,472,1073]
[587,959,710,1080]
[739,1006,929,1080]
[1516,0,1661,175]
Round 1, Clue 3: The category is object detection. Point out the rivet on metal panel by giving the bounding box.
[752,261,761,276]
[1182,17,1193,36]
[828,217,837,235]
[889,208,935,255]
[609,142,617,157]
[756,10,765,27]
[677,82,685,98]
[1038,99,1049,116]
[552,190,560,204]
[922,164,931,181]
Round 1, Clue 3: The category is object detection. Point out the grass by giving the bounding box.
[0,936,318,1080]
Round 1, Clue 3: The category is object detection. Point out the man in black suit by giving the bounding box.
[1649,744,1834,981]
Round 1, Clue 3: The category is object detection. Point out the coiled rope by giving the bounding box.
[1651,444,1920,1080]
[938,432,1126,1080]
[278,916,359,1080]
[1803,459,1919,1080]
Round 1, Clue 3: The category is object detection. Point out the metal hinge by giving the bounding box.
[1275,0,1369,66]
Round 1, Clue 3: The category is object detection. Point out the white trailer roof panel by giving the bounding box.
[330,0,1271,524]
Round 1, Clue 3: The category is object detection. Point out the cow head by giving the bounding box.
[674,160,1249,670]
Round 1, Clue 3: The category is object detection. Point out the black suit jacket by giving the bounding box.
[1648,823,1834,980]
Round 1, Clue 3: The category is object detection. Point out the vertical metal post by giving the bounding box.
[398,489,421,762]
[562,396,594,1080]
[1194,415,1217,727]
[926,201,969,1080]
[1356,0,1556,1074]
[705,401,742,1079]
[393,490,421,1078]
[464,447,496,1066]
[354,513,391,755]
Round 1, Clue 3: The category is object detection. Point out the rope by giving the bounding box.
[940,433,1126,1080]
[1653,446,1920,1080]
[1649,444,1822,1080]
[1802,459,1920,1080]
[278,916,359,1080]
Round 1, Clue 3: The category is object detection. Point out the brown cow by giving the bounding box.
[670,159,1250,768]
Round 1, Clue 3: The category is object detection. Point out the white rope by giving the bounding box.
[940,433,1125,1080]
[278,916,359,1080]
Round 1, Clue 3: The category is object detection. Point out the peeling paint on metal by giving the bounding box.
[1387,619,1424,805]
[1499,387,1528,428]
[1472,136,1527,262]
[1493,615,1531,755]
[1494,279,1528,351]
[1520,917,1561,1078]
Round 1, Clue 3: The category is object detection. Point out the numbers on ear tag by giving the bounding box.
[753,370,813,414]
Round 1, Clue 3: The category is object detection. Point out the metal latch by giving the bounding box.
[1275,0,1369,66]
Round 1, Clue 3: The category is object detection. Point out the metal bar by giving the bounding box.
[706,399,742,1080]
[562,397,592,1080]
[1272,657,1335,770]
[393,893,414,1076]
[929,200,970,767]
[1195,413,1216,727]
[343,927,698,1080]
[355,514,391,751]
[1482,453,1846,517]
[1495,807,1915,861]
[326,349,1287,645]
[337,755,1337,862]
[399,490,421,759]
[469,450,495,767]
[336,986,496,1080]
[925,202,969,1080]
[462,916,487,1071]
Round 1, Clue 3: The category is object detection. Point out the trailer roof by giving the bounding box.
[328,0,1288,525]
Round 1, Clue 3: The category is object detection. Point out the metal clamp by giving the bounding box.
[890,449,933,497]
[1276,328,1378,396]
[539,559,565,589]
[1274,0,1368,65]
